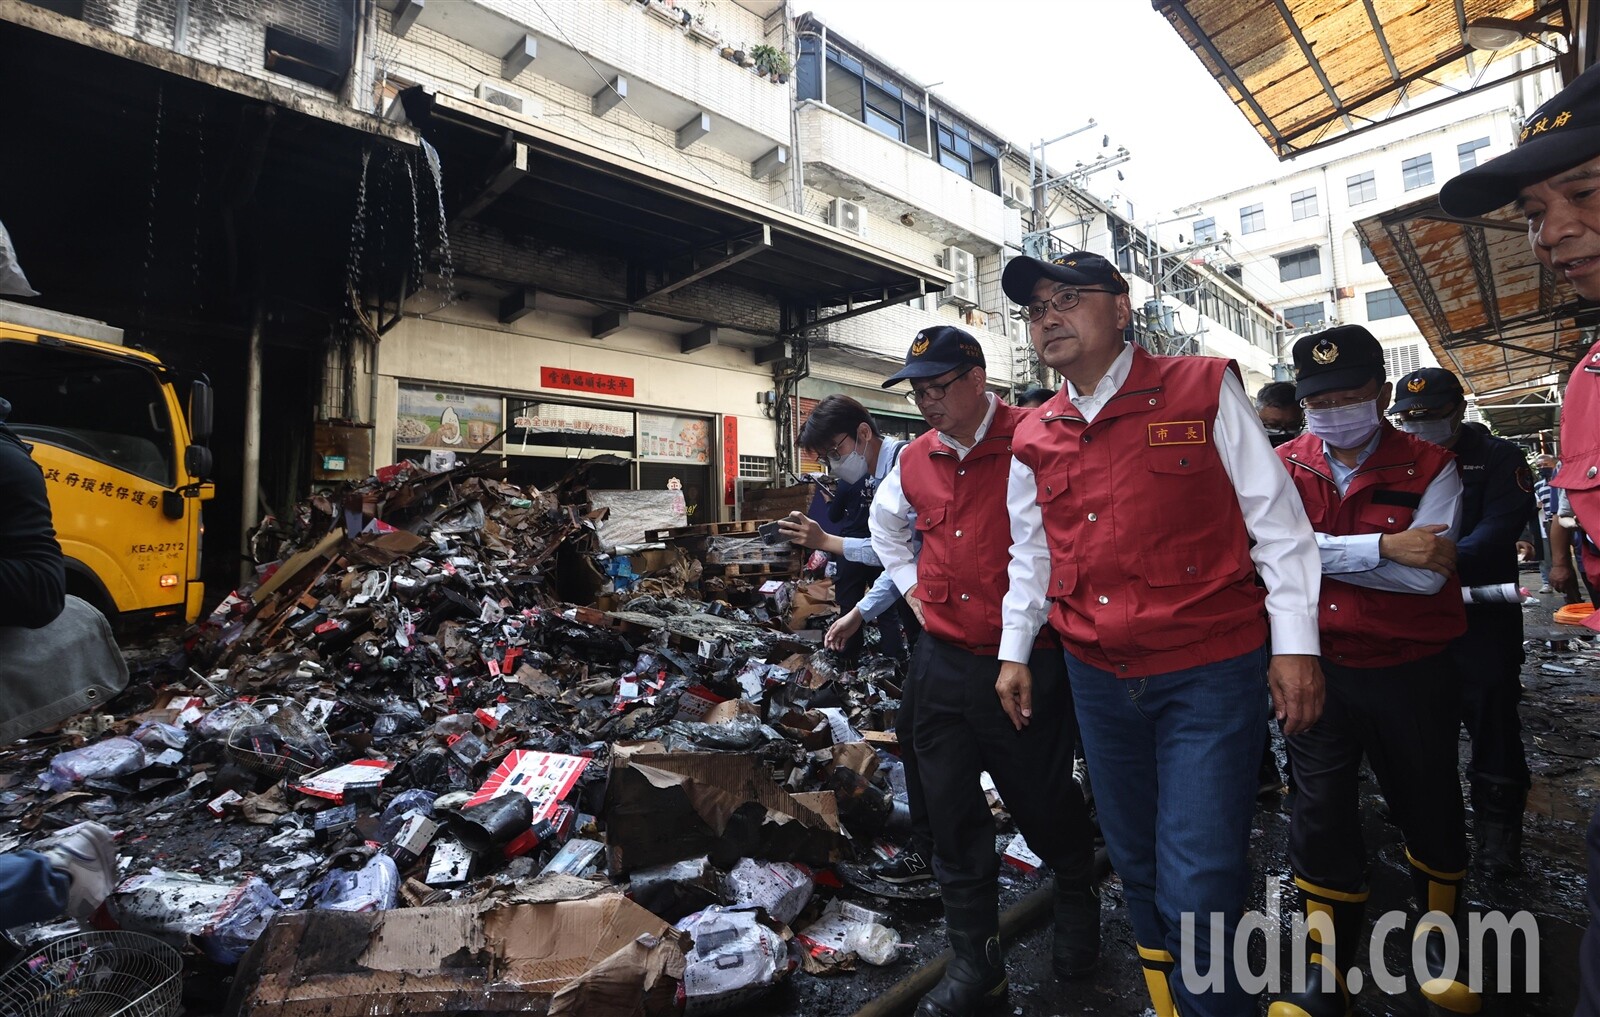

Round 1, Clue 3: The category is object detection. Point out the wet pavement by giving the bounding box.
[775,578,1592,1016]
[7,574,1591,1016]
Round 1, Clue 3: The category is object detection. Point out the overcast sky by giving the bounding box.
[798,0,1295,223]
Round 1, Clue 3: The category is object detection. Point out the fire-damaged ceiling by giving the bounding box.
[1152,0,1565,158]
[1356,195,1594,433]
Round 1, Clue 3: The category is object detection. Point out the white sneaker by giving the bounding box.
[38,822,117,922]
[1540,584,1554,594]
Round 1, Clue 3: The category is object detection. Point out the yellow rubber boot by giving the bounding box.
[1267,877,1367,1017]
[1408,852,1482,1014]
[1138,944,1178,1017]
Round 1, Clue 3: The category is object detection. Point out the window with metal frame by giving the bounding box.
[1193,217,1217,244]
[1290,188,1318,221]
[1457,137,1491,172]
[1278,248,1321,282]
[1282,303,1324,329]
[1366,287,1407,320]
[1240,203,1265,234]
[1402,154,1434,191]
[1347,170,1377,205]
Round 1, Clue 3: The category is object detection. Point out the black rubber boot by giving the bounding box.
[1409,857,1482,1014]
[1268,877,1367,1017]
[1470,778,1526,881]
[1052,878,1101,979]
[916,887,1007,1017]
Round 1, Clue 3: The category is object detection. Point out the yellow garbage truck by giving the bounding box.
[0,300,214,624]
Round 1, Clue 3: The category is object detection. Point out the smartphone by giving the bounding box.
[759,520,785,544]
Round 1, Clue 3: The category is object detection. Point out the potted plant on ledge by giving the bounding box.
[749,43,791,82]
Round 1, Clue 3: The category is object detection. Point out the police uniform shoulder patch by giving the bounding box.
[1148,421,1207,445]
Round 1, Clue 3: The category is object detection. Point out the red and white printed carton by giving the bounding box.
[1001,833,1043,875]
[464,749,588,825]
[289,759,395,804]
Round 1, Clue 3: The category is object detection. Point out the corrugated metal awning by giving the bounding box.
[1153,0,1564,158]
[1355,194,1594,433]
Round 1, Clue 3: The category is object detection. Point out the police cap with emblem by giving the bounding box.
[1389,367,1465,415]
[1441,61,1600,217]
[1001,250,1130,306]
[1291,325,1387,401]
[882,325,987,387]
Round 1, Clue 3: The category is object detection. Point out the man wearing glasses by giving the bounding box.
[779,394,915,660]
[1439,62,1600,1013]
[998,251,1323,1017]
[1270,326,1473,1017]
[870,326,1099,1017]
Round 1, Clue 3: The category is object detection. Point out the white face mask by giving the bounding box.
[1398,417,1456,446]
[1304,399,1381,450]
[830,450,869,484]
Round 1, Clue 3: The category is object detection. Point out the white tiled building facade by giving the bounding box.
[1180,76,1557,387]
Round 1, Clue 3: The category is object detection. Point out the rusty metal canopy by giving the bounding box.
[1355,195,1595,432]
[1153,0,1564,158]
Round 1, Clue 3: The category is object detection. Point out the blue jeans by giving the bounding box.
[1066,645,1268,1017]
[0,851,67,929]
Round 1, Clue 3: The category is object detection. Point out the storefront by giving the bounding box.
[373,307,777,525]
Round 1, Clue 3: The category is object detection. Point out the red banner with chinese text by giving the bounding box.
[540,367,635,397]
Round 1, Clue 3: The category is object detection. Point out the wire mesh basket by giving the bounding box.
[0,930,182,1017]
[223,698,332,781]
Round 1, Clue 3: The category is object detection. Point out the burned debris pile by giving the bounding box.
[0,462,1013,1015]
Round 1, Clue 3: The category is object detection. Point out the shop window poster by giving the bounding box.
[396,385,504,450]
[638,412,710,464]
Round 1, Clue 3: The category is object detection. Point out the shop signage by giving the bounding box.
[639,412,710,464]
[395,385,503,450]
[723,417,738,505]
[541,367,635,397]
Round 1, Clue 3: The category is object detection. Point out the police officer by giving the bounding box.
[1439,59,1600,1014]
[871,326,1098,1016]
[1389,367,1533,880]
[999,251,1325,1017]
[1272,327,1475,1016]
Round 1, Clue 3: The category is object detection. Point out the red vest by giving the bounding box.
[899,401,1041,655]
[1278,424,1466,667]
[1553,336,1600,588]
[1010,348,1266,678]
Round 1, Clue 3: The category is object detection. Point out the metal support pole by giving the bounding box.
[240,303,264,582]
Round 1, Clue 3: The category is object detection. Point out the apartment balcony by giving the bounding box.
[396,0,790,168]
[796,101,1012,253]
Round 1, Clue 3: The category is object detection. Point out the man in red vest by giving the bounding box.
[998,251,1324,1017]
[1438,58,1600,1017]
[870,325,1099,1017]
[1271,325,1473,1017]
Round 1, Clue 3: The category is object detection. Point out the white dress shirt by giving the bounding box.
[1311,428,1464,595]
[999,345,1322,664]
[870,394,1000,597]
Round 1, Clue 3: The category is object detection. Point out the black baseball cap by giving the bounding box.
[1440,61,1600,217]
[1389,367,1465,415]
[1001,250,1130,306]
[882,325,987,387]
[1291,325,1387,401]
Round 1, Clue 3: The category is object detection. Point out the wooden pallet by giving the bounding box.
[703,560,799,578]
[645,519,769,541]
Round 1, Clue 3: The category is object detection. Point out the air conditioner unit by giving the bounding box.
[1006,312,1028,346]
[828,198,864,236]
[1002,181,1030,210]
[940,246,978,308]
[476,82,525,115]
